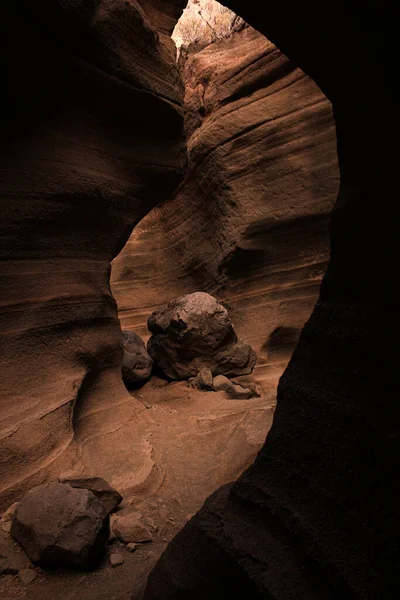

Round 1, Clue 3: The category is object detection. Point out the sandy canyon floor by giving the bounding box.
[0,375,276,600]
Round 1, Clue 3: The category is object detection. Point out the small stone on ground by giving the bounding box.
[18,568,37,585]
[109,553,124,568]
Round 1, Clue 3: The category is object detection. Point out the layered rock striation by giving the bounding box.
[111,25,338,385]
[0,0,186,509]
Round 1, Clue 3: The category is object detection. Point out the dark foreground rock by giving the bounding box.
[147,292,257,380]
[58,476,122,515]
[11,482,109,569]
[122,331,153,385]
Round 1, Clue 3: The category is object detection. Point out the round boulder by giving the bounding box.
[122,330,153,384]
[11,482,110,569]
[147,292,257,380]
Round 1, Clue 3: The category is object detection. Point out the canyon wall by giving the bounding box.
[0,0,186,510]
[143,1,400,598]
[111,26,339,387]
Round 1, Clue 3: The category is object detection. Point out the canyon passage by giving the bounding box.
[1,1,398,599]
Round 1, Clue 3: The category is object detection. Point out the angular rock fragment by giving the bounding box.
[18,568,37,585]
[0,503,19,524]
[122,330,153,385]
[59,476,122,514]
[109,553,124,568]
[11,482,109,569]
[189,367,214,390]
[213,375,253,399]
[111,511,152,544]
[147,292,257,380]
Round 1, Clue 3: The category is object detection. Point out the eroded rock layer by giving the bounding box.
[111,26,339,386]
[0,0,186,510]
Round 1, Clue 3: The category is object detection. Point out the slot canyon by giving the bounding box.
[0,1,398,599]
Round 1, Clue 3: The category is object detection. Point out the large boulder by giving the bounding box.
[122,331,153,385]
[11,482,109,569]
[147,292,257,380]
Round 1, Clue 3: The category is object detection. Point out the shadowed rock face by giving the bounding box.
[0,0,186,510]
[111,26,338,386]
[141,1,400,599]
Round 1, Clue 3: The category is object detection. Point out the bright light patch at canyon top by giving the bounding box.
[172,0,242,51]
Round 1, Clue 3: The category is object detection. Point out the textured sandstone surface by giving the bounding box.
[111,26,339,388]
[0,0,186,510]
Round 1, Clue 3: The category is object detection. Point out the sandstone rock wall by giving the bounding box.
[0,0,186,510]
[111,26,339,385]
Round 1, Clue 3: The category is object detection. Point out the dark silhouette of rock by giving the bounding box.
[58,476,122,515]
[11,482,109,569]
[147,292,257,380]
[189,367,214,390]
[122,331,153,385]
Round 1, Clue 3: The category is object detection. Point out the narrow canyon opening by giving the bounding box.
[106,1,338,596]
[3,1,396,599]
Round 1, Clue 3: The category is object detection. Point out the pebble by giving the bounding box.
[126,543,138,552]
[184,514,194,523]
[109,553,124,568]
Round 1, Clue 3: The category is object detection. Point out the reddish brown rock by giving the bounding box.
[111,26,338,388]
[0,0,186,509]
[147,292,256,379]
[11,482,109,569]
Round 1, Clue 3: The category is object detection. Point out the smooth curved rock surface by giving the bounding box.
[111,25,338,387]
[147,292,256,379]
[141,1,400,599]
[11,482,109,569]
[0,0,186,509]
